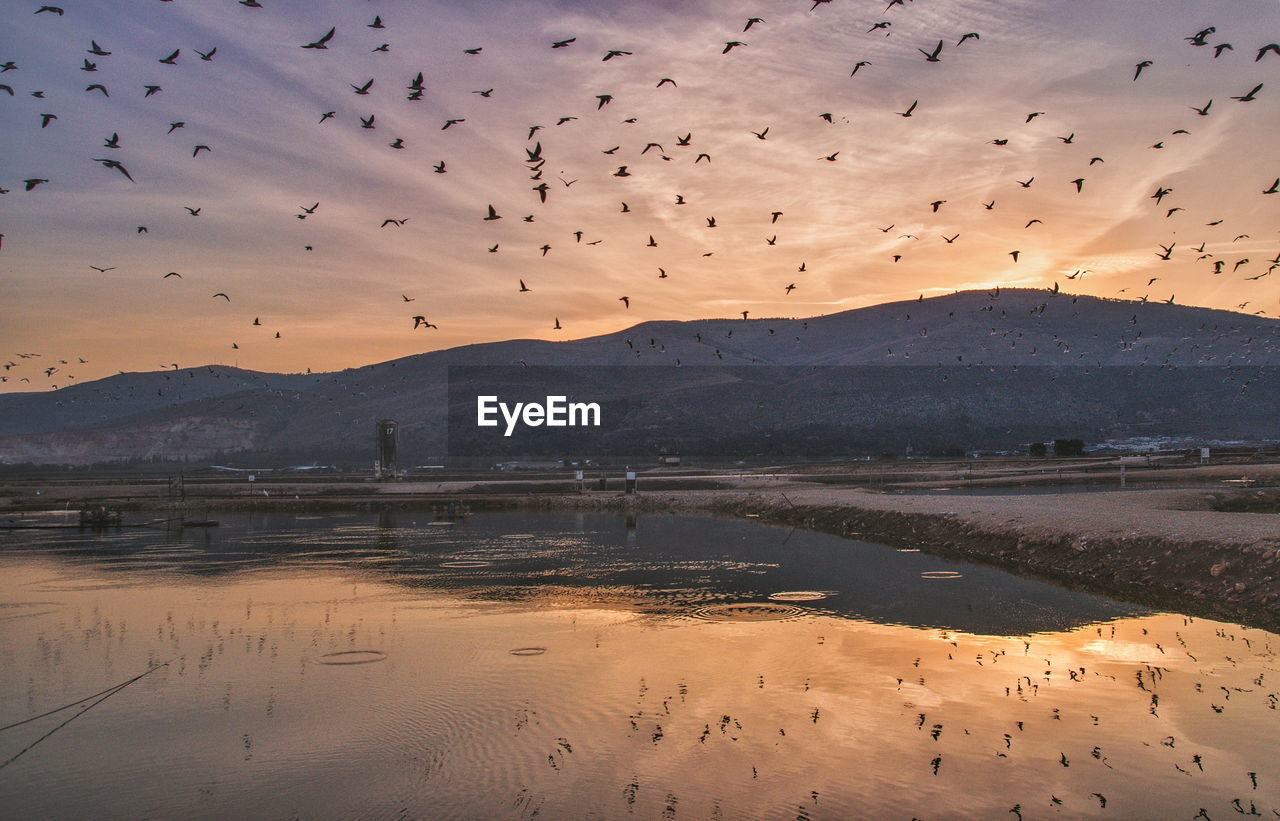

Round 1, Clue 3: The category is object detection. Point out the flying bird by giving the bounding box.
[897,100,918,117]
[92,157,134,181]
[302,27,335,49]
[1231,83,1263,101]
[1256,43,1279,61]
[919,40,943,62]
[1134,60,1152,80]
[551,38,575,48]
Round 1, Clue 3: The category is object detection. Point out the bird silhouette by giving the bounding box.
[92,158,134,182]
[302,27,335,49]
[1231,83,1263,101]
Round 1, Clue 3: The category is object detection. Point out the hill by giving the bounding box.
[1,290,1276,465]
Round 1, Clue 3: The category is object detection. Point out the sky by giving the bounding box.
[2,0,1278,392]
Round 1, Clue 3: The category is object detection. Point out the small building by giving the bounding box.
[657,452,682,466]
[374,419,398,479]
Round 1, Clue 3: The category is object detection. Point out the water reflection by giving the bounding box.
[2,511,1140,635]
[0,513,1275,820]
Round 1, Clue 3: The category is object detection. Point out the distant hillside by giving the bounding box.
[1,290,1277,466]
[0,366,320,437]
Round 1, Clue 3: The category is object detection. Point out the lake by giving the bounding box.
[1,511,1276,819]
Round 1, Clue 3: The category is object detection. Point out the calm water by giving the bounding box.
[0,511,1275,820]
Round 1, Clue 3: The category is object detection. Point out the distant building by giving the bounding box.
[657,453,682,466]
[375,419,398,479]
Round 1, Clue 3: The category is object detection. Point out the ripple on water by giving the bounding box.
[767,591,832,602]
[439,560,494,568]
[0,601,64,621]
[508,647,548,656]
[920,570,964,579]
[30,578,155,592]
[689,602,807,622]
[315,650,388,665]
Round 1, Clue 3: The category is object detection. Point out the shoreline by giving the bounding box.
[3,478,1277,634]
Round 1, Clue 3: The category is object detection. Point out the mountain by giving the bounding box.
[1,290,1277,466]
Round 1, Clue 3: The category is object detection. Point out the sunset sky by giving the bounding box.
[2,0,1278,391]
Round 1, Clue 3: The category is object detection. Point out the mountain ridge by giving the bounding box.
[2,290,1277,465]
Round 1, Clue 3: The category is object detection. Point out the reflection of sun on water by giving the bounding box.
[0,515,1275,820]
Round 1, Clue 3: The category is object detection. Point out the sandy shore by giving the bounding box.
[3,471,1277,632]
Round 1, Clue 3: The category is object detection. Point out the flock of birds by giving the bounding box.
[2,1,1279,393]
